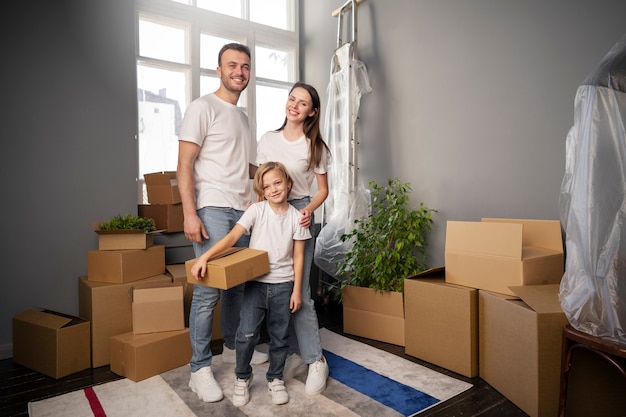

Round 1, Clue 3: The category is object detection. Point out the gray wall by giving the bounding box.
[0,1,137,358]
[302,0,626,268]
[1,0,625,358]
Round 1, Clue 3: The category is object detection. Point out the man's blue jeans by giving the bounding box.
[287,197,323,364]
[235,280,293,381]
[189,206,249,372]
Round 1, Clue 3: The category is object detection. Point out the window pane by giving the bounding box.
[197,0,241,18]
[200,75,221,96]
[256,84,290,142]
[255,46,289,81]
[251,0,290,30]
[201,34,240,70]
[137,65,187,179]
[139,18,186,64]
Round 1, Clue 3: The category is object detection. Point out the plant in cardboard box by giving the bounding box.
[336,178,435,346]
[94,212,158,251]
[338,178,435,293]
[97,212,156,233]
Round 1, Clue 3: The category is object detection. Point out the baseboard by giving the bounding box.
[0,343,13,360]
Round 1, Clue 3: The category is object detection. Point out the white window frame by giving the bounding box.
[134,0,299,202]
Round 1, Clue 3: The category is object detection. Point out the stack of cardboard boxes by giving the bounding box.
[12,169,271,383]
[139,171,195,264]
[404,218,567,417]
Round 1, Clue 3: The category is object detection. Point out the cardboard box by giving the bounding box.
[342,285,405,346]
[132,284,185,334]
[479,285,568,417]
[88,245,165,284]
[445,218,564,295]
[185,248,269,289]
[110,329,191,382]
[78,274,171,367]
[12,309,90,379]
[404,267,478,377]
[153,231,194,264]
[95,229,155,251]
[167,264,221,339]
[138,204,183,233]
[144,171,181,204]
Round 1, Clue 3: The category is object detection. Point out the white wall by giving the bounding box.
[302,0,626,267]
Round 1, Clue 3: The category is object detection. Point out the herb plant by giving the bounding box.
[337,178,435,293]
[97,212,156,233]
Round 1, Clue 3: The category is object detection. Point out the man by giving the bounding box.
[177,43,268,403]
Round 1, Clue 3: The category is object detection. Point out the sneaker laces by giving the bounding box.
[234,378,249,395]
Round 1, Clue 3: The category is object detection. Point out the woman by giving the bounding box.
[253,81,330,395]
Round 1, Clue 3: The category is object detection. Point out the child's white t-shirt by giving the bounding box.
[237,201,311,283]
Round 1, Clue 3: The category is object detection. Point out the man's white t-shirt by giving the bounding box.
[256,130,328,200]
[237,201,311,284]
[179,93,252,211]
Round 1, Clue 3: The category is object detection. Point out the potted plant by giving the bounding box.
[336,178,435,345]
[94,212,158,250]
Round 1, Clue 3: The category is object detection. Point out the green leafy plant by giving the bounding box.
[97,212,156,233]
[337,178,436,293]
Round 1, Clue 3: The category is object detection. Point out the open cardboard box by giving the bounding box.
[404,267,478,377]
[138,203,184,233]
[185,247,269,289]
[445,218,564,295]
[342,285,405,346]
[78,274,172,367]
[144,171,181,204]
[479,284,568,417]
[12,309,91,379]
[131,283,185,335]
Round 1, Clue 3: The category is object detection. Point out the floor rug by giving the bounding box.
[28,328,471,417]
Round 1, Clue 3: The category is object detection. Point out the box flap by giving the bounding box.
[144,171,177,186]
[482,218,563,252]
[509,284,563,314]
[132,285,183,303]
[446,221,523,258]
[15,309,72,329]
[408,266,445,279]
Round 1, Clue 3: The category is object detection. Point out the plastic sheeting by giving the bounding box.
[313,43,372,279]
[559,35,626,344]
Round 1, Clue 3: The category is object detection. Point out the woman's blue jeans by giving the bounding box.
[287,197,323,364]
[189,206,249,372]
[235,280,293,381]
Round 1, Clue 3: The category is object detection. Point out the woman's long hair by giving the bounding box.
[276,82,330,171]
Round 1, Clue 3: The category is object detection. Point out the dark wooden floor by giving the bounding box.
[0,287,529,417]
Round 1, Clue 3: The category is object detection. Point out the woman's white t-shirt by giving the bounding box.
[256,130,327,200]
[237,201,311,283]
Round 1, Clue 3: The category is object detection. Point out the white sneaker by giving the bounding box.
[232,374,253,407]
[189,367,223,402]
[268,379,289,405]
[222,344,269,365]
[283,353,307,380]
[305,356,329,395]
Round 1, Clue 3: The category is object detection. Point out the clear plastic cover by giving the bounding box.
[559,35,626,344]
[314,44,372,279]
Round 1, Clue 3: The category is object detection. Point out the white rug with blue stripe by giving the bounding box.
[28,328,472,417]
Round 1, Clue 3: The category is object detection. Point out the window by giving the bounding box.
[135,0,298,203]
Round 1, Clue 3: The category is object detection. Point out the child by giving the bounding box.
[254,81,330,394]
[190,161,311,406]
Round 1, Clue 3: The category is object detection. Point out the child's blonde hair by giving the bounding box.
[253,161,293,200]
